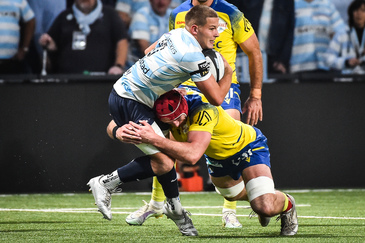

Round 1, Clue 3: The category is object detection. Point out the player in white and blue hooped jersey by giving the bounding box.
[113,28,211,109]
[88,5,232,236]
[0,0,34,59]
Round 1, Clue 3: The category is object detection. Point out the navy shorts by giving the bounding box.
[205,127,271,180]
[108,88,169,131]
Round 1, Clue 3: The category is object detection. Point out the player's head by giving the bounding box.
[185,5,219,49]
[154,90,188,127]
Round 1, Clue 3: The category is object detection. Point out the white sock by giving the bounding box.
[100,170,121,190]
[150,200,164,210]
[222,208,236,214]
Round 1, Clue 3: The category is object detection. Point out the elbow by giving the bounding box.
[208,96,224,106]
[185,153,203,166]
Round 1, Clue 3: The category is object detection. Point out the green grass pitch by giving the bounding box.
[1,189,364,242]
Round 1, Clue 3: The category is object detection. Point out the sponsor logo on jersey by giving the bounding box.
[218,18,228,33]
[197,61,209,77]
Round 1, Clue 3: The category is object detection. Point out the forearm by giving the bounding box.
[248,50,263,91]
[115,39,128,67]
[20,18,35,51]
[149,135,202,165]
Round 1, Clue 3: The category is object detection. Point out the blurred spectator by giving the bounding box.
[67,0,117,7]
[39,0,128,75]
[235,0,294,74]
[127,0,172,68]
[0,0,35,74]
[290,0,347,77]
[115,0,149,28]
[27,0,66,73]
[324,0,365,74]
[333,0,351,23]
[115,0,181,28]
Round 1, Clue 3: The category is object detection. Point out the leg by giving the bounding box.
[242,164,298,235]
[222,199,242,228]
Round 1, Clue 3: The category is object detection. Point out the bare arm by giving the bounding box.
[16,18,35,60]
[144,41,158,55]
[195,54,233,106]
[122,121,210,165]
[118,11,131,28]
[239,33,263,125]
[108,38,128,75]
[137,39,150,56]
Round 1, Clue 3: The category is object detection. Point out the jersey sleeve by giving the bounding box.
[232,11,254,45]
[182,52,211,83]
[188,104,219,134]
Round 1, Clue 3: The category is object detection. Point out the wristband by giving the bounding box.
[112,126,119,139]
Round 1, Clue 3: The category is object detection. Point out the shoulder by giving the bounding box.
[188,102,219,128]
[171,1,192,16]
[102,5,120,16]
[134,5,150,15]
[213,0,241,15]
[53,9,73,22]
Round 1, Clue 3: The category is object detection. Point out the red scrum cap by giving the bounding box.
[154,90,188,121]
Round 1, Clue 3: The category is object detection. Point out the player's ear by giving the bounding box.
[191,24,198,35]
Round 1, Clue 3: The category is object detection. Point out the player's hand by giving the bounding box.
[242,97,263,126]
[220,53,232,75]
[125,120,158,144]
[117,123,142,144]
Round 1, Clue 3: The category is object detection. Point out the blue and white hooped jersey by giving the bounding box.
[113,28,210,108]
[0,0,35,59]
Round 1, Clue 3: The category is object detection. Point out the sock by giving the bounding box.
[282,193,293,212]
[150,199,164,210]
[100,170,121,191]
[166,197,183,214]
[151,176,166,204]
[156,167,179,198]
[116,156,156,183]
[222,199,237,213]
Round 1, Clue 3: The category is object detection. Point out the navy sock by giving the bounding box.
[157,167,179,198]
[117,156,156,183]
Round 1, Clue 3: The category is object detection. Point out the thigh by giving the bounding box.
[242,164,273,184]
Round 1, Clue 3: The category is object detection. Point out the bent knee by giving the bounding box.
[250,196,277,216]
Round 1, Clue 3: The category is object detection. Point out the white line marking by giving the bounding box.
[1,205,364,220]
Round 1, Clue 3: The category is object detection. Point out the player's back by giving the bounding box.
[113,28,208,108]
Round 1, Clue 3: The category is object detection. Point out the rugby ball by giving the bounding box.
[202,49,225,81]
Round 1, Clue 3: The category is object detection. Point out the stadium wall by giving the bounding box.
[1,81,364,193]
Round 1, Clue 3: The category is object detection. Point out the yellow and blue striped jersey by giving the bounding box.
[169,0,254,85]
[170,91,256,160]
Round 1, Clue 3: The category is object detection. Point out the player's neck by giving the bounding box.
[192,0,214,7]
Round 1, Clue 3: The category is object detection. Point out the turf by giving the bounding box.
[1,189,364,242]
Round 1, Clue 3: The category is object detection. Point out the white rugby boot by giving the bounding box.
[125,200,163,225]
[163,198,198,236]
[87,175,112,220]
[278,194,298,236]
[222,211,242,228]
